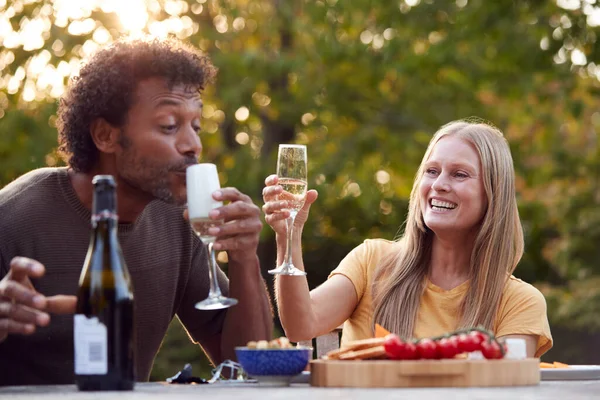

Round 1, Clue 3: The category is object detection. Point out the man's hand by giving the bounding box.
[0,257,77,343]
[205,188,263,264]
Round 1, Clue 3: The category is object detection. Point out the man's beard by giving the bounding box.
[120,156,178,204]
[117,148,195,206]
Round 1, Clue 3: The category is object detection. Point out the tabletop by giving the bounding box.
[1,381,600,400]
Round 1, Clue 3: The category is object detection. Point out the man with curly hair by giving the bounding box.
[0,36,272,386]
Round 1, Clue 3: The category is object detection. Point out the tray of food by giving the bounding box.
[310,326,540,388]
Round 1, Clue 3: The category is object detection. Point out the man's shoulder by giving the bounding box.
[0,168,66,208]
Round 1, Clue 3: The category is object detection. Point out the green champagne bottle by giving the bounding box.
[74,175,135,391]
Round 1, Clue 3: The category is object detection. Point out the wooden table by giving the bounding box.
[1,381,599,399]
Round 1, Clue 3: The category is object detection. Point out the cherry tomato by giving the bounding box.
[404,341,419,360]
[457,333,479,353]
[384,334,406,360]
[449,335,460,354]
[438,336,460,359]
[468,330,488,349]
[481,339,503,359]
[417,338,438,359]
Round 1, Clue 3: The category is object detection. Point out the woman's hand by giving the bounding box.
[261,174,318,237]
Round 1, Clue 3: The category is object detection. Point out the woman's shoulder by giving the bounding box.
[334,238,397,276]
[362,238,396,249]
[502,275,547,306]
[353,238,397,261]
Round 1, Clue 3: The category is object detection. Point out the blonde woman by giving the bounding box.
[262,121,552,358]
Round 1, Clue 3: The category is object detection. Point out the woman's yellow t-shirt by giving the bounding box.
[329,239,553,357]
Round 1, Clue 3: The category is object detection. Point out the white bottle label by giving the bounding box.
[74,314,108,375]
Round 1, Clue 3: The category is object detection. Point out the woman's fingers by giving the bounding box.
[262,185,283,202]
[262,200,293,215]
[265,211,291,225]
[264,174,278,185]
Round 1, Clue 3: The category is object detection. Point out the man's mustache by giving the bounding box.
[171,157,199,172]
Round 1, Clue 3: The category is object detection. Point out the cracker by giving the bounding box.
[325,338,387,360]
[338,345,387,360]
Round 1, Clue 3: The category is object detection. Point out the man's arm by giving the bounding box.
[219,254,272,360]
[198,256,272,363]
[200,188,273,362]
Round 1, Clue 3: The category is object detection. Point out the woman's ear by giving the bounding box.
[90,118,120,154]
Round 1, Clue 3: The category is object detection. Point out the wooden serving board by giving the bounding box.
[310,358,540,388]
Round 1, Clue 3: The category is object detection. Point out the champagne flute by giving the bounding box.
[268,144,308,276]
[186,163,238,310]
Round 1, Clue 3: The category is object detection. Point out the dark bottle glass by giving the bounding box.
[74,175,135,391]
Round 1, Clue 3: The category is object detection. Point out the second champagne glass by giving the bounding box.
[268,144,308,276]
[187,163,238,310]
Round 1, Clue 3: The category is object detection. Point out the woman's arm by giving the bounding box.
[276,272,357,342]
[263,175,358,342]
[497,334,538,358]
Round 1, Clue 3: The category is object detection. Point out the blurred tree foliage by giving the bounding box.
[1,0,600,374]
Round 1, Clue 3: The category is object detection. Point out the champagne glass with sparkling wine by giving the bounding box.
[268,144,308,276]
[187,163,238,310]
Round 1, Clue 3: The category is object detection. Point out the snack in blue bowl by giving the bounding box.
[235,337,312,385]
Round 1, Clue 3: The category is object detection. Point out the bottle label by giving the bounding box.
[74,314,108,375]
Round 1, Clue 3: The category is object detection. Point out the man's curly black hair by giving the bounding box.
[57,36,217,172]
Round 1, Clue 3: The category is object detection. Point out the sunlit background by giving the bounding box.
[2,0,600,105]
[0,0,203,102]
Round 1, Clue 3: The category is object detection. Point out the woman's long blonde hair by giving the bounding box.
[372,120,524,338]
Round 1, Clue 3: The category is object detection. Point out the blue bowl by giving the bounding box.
[235,347,312,377]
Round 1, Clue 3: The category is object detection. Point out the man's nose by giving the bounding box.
[178,126,202,158]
